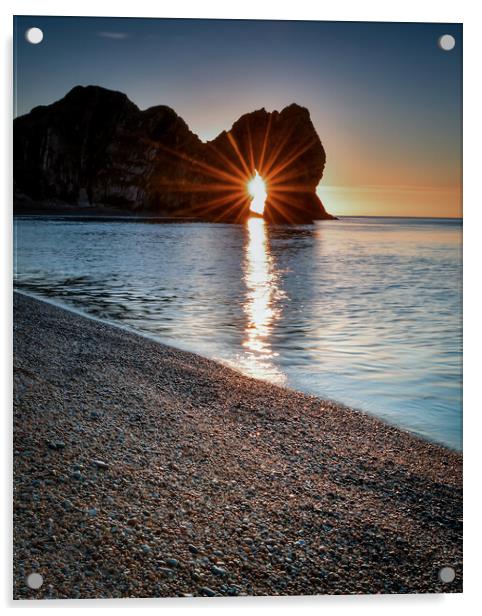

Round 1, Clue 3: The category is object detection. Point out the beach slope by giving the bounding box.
[13,292,462,598]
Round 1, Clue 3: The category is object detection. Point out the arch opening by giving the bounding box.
[247,170,267,215]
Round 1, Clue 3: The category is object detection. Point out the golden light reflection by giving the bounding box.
[236,217,286,384]
[247,169,267,214]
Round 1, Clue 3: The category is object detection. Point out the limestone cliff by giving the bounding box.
[14,85,334,223]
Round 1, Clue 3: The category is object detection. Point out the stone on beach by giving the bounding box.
[13,293,462,599]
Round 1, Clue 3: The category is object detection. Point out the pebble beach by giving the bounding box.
[13,292,462,599]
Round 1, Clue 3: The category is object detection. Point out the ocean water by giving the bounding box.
[14,216,462,450]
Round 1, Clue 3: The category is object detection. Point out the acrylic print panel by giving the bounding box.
[13,16,462,599]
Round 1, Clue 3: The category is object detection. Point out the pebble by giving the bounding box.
[47,440,66,450]
[92,460,109,469]
[12,293,463,600]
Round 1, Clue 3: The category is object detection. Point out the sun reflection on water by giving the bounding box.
[236,217,286,384]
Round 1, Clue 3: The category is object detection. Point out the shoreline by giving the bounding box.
[13,292,462,598]
[13,211,462,222]
[14,287,461,454]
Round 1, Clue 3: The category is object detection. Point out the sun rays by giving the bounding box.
[151,114,320,223]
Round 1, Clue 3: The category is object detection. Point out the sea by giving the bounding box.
[14,215,462,451]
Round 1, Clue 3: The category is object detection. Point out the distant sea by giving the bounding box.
[14,215,462,450]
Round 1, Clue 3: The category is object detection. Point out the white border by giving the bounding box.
[2,1,480,615]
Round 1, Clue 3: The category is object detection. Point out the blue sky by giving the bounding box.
[14,17,462,216]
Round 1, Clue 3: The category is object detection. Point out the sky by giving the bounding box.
[14,17,462,217]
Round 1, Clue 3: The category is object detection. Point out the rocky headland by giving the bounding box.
[14,86,334,223]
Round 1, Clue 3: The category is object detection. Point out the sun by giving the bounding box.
[247,170,267,215]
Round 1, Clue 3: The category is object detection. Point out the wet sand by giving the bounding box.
[13,292,462,599]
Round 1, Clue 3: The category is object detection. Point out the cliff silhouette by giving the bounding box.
[14,86,334,223]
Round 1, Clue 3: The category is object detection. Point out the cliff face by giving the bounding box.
[14,85,334,223]
[205,104,330,223]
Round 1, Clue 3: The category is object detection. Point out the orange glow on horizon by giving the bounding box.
[316,184,462,218]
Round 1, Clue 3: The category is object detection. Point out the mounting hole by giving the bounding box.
[438,34,455,51]
[26,572,43,589]
[25,27,44,45]
[438,566,455,583]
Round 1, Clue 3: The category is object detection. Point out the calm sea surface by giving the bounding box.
[14,216,462,450]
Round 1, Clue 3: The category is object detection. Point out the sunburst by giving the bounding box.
[247,170,267,215]
[151,117,316,222]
